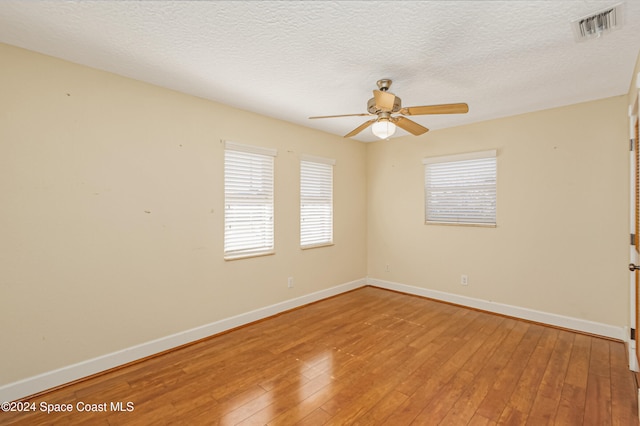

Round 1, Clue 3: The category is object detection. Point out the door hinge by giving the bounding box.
[632,328,636,340]
[632,138,636,151]
[632,234,636,245]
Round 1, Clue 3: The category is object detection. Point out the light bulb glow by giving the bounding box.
[372,120,397,139]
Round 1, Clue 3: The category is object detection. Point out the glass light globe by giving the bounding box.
[372,119,397,139]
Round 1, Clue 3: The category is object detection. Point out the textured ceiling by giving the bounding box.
[1,1,639,142]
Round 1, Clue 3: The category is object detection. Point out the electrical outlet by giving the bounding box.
[461,275,468,286]
[288,277,294,288]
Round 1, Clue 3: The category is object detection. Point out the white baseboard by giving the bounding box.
[367,277,626,342]
[0,278,366,403]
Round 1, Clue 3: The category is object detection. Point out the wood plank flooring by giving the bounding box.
[1,286,638,425]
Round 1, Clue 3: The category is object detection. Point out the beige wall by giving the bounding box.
[0,43,367,385]
[367,96,630,327]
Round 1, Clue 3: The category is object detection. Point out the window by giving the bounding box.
[423,150,497,226]
[300,155,335,248]
[224,141,277,259]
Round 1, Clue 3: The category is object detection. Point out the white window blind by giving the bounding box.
[423,150,497,226]
[300,155,335,248]
[224,141,277,259]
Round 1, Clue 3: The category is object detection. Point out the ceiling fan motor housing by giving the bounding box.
[367,96,402,114]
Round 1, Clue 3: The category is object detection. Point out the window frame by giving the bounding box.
[423,150,497,227]
[300,154,335,249]
[223,141,277,260]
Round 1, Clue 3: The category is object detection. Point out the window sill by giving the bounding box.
[425,221,496,228]
[224,251,275,261]
[301,242,334,250]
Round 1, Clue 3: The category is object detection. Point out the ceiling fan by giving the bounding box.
[309,79,469,139]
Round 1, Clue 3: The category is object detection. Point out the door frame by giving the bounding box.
[630,77,639,372]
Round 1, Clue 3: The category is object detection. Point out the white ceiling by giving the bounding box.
[1,1,639,142]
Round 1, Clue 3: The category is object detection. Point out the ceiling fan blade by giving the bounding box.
[344,119,377,138]
[400,103,469,116]
[309,113,372,119]
[394,116,429,136]
[373,90,396,111]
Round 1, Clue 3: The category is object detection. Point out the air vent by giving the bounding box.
[571,3,623,41]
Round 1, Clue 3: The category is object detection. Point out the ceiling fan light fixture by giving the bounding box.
[372,119,396,139]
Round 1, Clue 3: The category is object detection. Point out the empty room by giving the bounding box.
[2,1,640,424]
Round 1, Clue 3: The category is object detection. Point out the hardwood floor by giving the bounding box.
[2,286,638,425]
